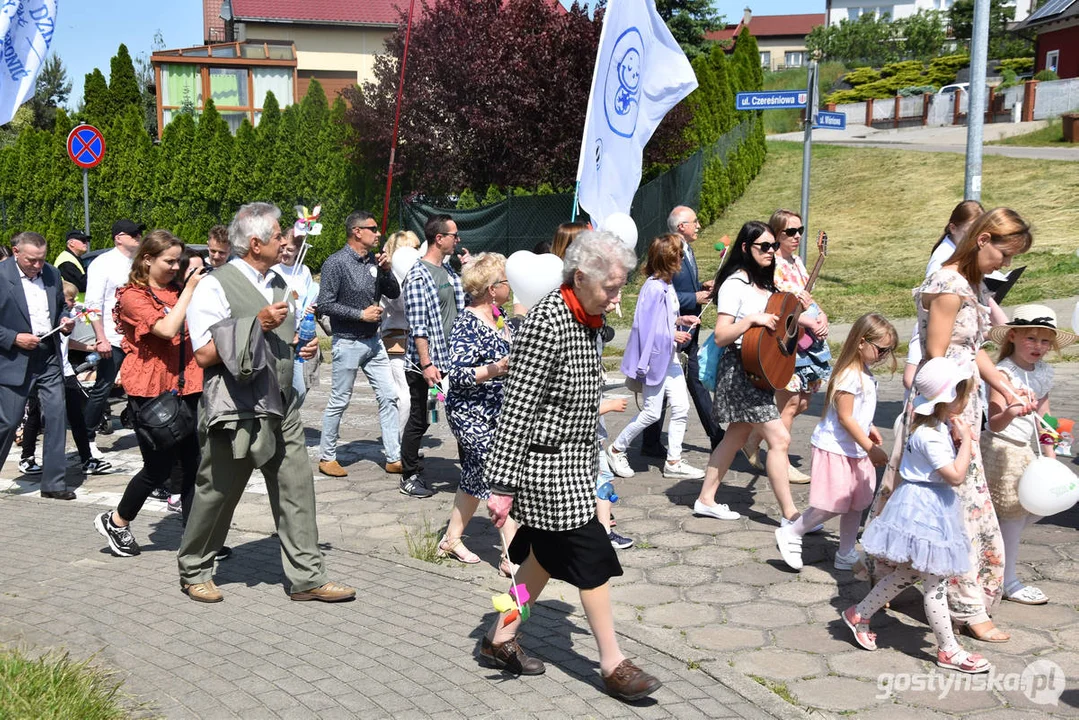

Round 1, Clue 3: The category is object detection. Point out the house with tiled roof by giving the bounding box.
[707,9,825,72]
[1014,0,1079,79]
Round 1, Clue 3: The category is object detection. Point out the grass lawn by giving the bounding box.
[0,647,132,719]
[762,62,847,135]
[988,117,1069,146]
[614,141,1079,327]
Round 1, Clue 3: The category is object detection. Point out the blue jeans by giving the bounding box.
[319,337,400,463]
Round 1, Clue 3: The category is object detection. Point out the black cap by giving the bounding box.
[65,229,90,243]
[111,219,145,237]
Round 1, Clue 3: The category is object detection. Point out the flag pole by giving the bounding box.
[571,0,614,222]
[380,0,418,235]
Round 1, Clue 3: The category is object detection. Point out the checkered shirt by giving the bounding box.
[484,289,603,532]
[404,259,465,371]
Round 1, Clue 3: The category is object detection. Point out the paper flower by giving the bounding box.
[293,204,323,237]
[72,303,100,324]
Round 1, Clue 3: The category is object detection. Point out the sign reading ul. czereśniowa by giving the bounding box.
[0,1,56,126]
[735,91,808,111]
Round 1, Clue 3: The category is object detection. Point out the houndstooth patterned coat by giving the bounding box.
[484,289,602,532]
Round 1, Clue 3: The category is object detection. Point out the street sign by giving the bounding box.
[67,124,105,169]
[735,90,807,111]
[813,110,847,130]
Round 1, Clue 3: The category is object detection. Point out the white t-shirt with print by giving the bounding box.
[900,422,956,484]
[715,271,770,349]
[811,367,877,458]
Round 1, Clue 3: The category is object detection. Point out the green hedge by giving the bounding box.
[826,54,968,104]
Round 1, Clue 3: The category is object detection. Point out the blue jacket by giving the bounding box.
[671,241,702,315]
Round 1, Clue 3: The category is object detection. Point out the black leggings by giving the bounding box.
[20,378,93,463]
[117,394,200,525]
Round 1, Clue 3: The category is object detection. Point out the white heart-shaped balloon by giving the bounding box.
[603,212,638,250]
[390,246,421,283]
[506,251,563,311]
[1018,455,1079,516]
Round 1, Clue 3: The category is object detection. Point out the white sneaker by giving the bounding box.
[788,465,812,484]
[663,459,705,480]
[775,527,803,570]
[781,516,825,534]
[89,442,104,460]
[605,446,635,478]
[834,548,861,570]
[692,499,740,520]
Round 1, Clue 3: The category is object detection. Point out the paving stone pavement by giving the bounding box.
[3,359,1079,718]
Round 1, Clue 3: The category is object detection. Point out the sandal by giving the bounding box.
[437,535,481,564]
[498,557,519,578]
[842,605,877,651]
[955,620,1010,643]
[1003,582,1049,605]
[937,647,991,674]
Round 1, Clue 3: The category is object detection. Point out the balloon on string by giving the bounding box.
[506,251,563,311]
[419,241,428,255]
[603,212,638,250]
[1018,456,1079,516]
[390,246,422,283]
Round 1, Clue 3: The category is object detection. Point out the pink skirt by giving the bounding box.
[809,446,877,514]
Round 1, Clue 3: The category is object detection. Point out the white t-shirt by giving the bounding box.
[900,422,956,484]
[715,271,770,348]
[187,259,278,351]
[907,236,956,366]
[811,367,877,458]
[992,358,1053,447]
[84,248,134,347]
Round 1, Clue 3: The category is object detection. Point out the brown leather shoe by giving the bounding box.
[181,580,223,603]
[318,459,347,477]
[479,636,545,675]
[290,580,356,602]
[603,659,662,702]
[384,460,403,474]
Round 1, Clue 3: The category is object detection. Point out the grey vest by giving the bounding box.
[210,263,296,402]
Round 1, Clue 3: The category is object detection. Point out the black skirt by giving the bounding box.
[509,516,623,590]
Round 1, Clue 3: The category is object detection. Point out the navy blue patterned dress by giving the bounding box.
[446,309,513,499]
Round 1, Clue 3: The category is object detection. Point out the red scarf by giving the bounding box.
[560,284,604,329]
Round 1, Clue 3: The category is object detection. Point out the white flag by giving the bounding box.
[0,0,57,126]
[576,0,697,229]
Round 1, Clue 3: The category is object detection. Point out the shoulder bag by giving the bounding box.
[135,294,196,451]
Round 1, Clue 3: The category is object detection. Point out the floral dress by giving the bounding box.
[446,309,512,499]
[773,253,831,393]
[866,269,1003,624]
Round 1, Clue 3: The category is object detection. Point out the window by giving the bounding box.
[849,8,861,20]
[785,51,805,67]
[1046,49,1059,73]
[760,51,771,69]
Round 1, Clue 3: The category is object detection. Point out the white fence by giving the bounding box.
[1034,77,1079,119]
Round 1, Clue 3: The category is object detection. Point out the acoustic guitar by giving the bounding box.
[741,230,829,391]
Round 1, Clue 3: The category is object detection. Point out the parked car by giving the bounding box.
[937,83,969,100]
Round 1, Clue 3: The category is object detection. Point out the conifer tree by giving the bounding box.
[226,119,258,209]
[194,99,234,219]
[270,103,302,207]
[97,105,153,237]
[253,91,280,188]
[108,44,143,121]
[82,69,111,127]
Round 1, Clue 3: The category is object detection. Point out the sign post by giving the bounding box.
[66,123,106,235]
[799,60,818,265]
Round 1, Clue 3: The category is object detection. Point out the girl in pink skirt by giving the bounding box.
[775,313,897,571]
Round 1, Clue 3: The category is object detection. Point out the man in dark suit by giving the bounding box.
[641,206,724,455]
[0,232,76,499]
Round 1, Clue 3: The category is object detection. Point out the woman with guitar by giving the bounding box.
[693,220,799,523]
[742,209,831,487]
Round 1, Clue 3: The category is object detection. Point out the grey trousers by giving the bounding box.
[0,351,67,492]
[176,405,328,593]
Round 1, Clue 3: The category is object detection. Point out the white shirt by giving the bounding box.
[992,358,1053,447]
[84,248,133,347]
[17,266,50,336]
[61,334,74,377]
[715,271,770,348]
[188,258,278,351]
[900,422,956,484]
[811,367,877,458]
[273,262,316,322]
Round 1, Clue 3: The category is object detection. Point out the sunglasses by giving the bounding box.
[783,226,805,237]
[355,225,380,233]
[867,340,894,356]
[752,241,781,252]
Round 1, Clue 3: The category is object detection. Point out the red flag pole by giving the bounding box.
[380,0,417,235]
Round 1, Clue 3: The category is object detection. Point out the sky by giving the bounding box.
[59,0,825,109]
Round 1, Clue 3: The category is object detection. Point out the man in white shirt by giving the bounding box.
[82,219,141,438]
[0,232,75,498]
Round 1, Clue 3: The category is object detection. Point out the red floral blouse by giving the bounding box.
[114,284,203,398]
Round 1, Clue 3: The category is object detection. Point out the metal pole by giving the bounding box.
[964,0,990,201]
[380,0,417,235]
[799,60,818,265]
[82,169,90,235]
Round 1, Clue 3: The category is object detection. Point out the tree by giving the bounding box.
[654,0,723,59]
[82,69,111,126]
[806,14,899,67]
[108,44,143,120]
[31,55,71,131]
[948,0,1032,58]
[895,10,946,61]
[133,31,166,137]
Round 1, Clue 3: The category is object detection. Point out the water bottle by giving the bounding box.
[74,352,100,374]
[296,312,317,363]
[428,386,440,423]
[597,481,619,503]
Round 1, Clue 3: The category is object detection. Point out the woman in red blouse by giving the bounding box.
[93,230,206,558]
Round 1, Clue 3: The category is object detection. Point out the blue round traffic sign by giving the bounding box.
[67,124,106,169]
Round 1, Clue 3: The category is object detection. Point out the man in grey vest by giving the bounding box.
[178,202,354,604]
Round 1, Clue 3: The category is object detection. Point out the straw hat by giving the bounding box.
[912,357,975,416]
[988,304,1078,349]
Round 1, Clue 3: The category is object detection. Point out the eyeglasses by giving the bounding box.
[491,279,509,286]
[867,340,894,356]
[679,219,701,227]
[355,225,380,233]
[783,226,805,237]
[752,241,781,252]
[440,232,460,239]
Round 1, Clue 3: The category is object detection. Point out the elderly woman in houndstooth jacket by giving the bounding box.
[479,230,662,703]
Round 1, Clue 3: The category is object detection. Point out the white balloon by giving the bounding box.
[603,212,638,250]
[506,251,563,311]
[419,241,428,256]
[1018,456,1079,516]
[390,246,421,283]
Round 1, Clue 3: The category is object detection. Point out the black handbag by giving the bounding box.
[135,317,196,452]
